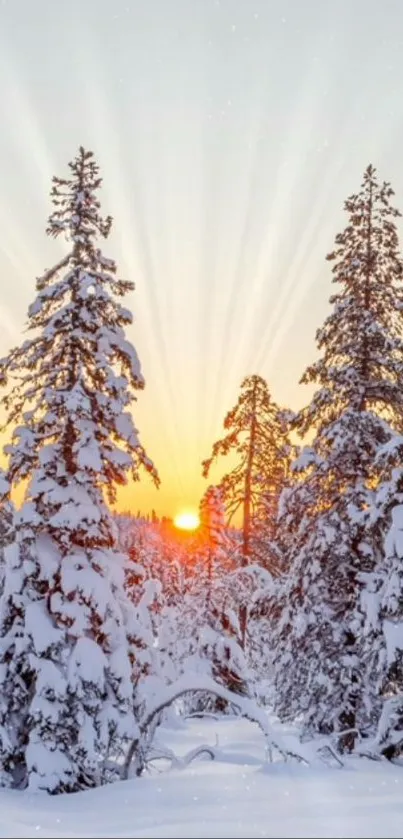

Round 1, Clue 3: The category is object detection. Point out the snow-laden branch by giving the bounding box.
[121,674,306,780]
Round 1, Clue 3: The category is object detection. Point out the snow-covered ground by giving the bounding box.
[1,715,403,838]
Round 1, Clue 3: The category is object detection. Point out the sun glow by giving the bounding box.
[174,511,200,531]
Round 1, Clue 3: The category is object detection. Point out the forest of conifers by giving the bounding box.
[0,151,402,793]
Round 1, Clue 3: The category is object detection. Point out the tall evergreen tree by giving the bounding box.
[202,374,290,646]
[0,469,12,594]
[272,164,403,750]
[186,485,249,712]
[0,147,158,792]
[199,485,229,603]
[363,439,403,758]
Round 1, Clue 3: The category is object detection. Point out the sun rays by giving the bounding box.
[0,0,402,516]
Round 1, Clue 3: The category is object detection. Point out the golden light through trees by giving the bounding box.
[174,511,200,531]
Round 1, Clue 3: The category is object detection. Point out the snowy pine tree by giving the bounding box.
[0,147,158,792]
[373,505,403,757]
[199,485,230,602]
[272,164,403,751]
[365,437,403,758]
[0,469,13,594]
[184,486,249,713]
[202,374,290,646]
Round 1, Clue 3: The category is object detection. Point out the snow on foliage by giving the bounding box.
[0,469,13,594]
[272,165,403,752]
[3,149,403,798]
[0,147,158,793]
[369,450,403,756]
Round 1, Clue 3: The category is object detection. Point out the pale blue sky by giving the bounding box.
[1,0,403,516]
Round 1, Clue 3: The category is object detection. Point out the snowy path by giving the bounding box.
[1,716,403,838]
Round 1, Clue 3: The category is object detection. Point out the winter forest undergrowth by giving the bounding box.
[1,148,403,834]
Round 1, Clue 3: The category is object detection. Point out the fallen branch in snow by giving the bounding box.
[122,674,307,781]
[175,745,216,767]
[355,750,382,762]
[184,711,219,721]
[147,744,217,770]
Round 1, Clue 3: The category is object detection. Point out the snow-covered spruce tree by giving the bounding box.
[0,469,13,595]
[188,485,249,713]
[272,164,403,751]
[0,147,158,792]
[199,485,231,603]
[202,374,290,647]
[363,439,403,758]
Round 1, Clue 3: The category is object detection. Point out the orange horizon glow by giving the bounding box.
[174,511,200,532]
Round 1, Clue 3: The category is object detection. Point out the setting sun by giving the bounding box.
[174,511,200,531]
